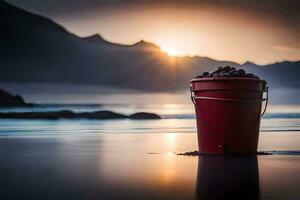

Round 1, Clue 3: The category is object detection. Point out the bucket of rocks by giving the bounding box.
[190,66,268,155]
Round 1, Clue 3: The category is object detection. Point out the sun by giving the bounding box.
[161,47,179,57]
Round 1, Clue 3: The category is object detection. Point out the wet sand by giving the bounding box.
[0,132,300,200]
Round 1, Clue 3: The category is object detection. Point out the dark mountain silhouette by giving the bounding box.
[0,0,299,93]
[242,61,260,68]
[243,61,300,88]
[84,34,111,45]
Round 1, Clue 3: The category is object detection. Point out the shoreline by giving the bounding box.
[0,110,161,120]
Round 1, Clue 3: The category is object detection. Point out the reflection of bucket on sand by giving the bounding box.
[190,78,268,154]
[195,156,259,200]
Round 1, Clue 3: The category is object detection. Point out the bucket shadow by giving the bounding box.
[195,156,259,200]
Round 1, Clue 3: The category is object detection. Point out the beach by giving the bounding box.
[2,0,300,199]
[0,104,300,199]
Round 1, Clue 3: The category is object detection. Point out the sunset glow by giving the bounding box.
[161,47,180,57]
[7,1,300,64]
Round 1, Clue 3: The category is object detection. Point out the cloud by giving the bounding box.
[5,0,299,36]
[5,0,300,20]
[273,45,300,53]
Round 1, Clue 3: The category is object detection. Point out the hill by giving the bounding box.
[0,0,299,94]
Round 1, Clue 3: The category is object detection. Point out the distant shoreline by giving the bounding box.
[0,110,161,120]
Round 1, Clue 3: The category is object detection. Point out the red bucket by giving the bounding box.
[190,77,268,154]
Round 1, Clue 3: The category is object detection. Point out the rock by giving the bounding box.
[237,69,246,76]
[212,73,219,77]
[177,150,200,156]
[0,110,74,119]
[129,112,161,119]
[213,67,223,74]
[245,73,259,79]
[202,72,209,77]
[0,110,161,120]
[194,66,260,79]
[223,66,231,72]
[220,72,230,77]
[245,73,254,78]
[78,111,127,119]
[0,89,30,107]
[231,71,241,77]
[229,69,236,75]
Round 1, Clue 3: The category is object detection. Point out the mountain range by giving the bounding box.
[0,0,299,94]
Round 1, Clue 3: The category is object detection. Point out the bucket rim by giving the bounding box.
[190,77,266,84]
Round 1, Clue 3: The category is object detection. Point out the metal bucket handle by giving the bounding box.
[190,84,269,117]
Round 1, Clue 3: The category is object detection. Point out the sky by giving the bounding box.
[5,0,300,64]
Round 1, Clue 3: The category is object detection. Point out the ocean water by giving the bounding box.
[1,104,300,199]
[0,103,300,153]
[0,104,300,141]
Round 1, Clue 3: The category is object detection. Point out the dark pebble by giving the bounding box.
[229,69,236,75]
[213,67,223,74]
[231,71,241,77]
[194,66,259,79]
[237,69,246,76]
[220,73,230,77]
[203,72,209,77]
[223,66,231,72]
[245,73,253,78]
